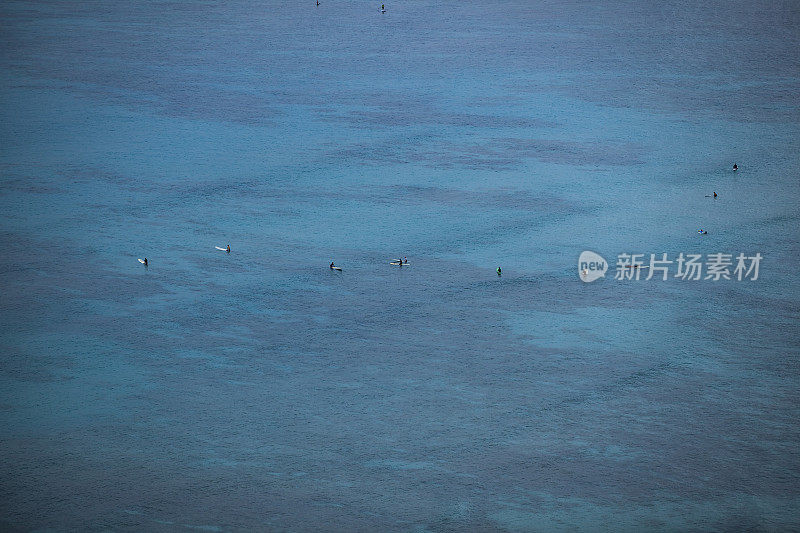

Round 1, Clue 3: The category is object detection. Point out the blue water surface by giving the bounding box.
[1,0,799,530]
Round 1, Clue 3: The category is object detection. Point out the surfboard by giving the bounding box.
[138,259,146,264]
[330,266,342,271]
[215,246,229,251]
[389,262,410,265]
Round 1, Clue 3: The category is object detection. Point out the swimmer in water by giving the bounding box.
[733,163,738,171]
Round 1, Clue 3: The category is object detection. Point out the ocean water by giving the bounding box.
[1,0,799,530]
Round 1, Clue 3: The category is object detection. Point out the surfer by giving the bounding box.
[733,163,738,171]
[381,3,385,11]
[403,256,408,264]
[713,192,717,198]
[497,266,501,276]
[316,0,319,5]
[143,258,148,266]
[226,244,230,253]
[330,262,335,269]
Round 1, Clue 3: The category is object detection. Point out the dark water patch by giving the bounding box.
[0,174,64,195]
[52,165,160,194]
[320,107,551,131]
[549,74,800,124]
[494,138,646,167]
[327,136,646,170]
[0,338,74,384]
[384,185,575,213]
[1,2,285,126]
[0,230,171,326]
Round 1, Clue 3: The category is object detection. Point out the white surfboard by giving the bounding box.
[138,259,146,264]
[215,246,228,251]
[331,266,342,271]
[389,262,410,265]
